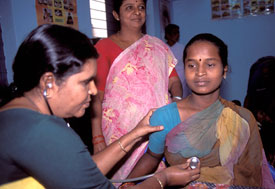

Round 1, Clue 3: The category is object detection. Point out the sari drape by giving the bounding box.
[165,98,274,187]
[102,35,176,181]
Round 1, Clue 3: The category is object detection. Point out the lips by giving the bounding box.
[194,80,209,86]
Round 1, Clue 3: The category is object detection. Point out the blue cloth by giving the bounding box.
[0,108,115,188]
[269,163,275,182]
[149,102,181,154]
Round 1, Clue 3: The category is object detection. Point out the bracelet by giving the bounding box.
[172,96,182,100]
[119,182,135,188]
[154,176,164,189]
[92,135,104,143]
[93,140,105,145]
[92,135,104,140]
[118,140,128,153]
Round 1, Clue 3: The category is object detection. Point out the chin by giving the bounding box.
[73,109,86,118]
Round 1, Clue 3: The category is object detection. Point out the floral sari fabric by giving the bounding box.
[102,35,176,180]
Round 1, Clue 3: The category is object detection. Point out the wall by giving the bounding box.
[168,0,275,104]
[0,0,92,83]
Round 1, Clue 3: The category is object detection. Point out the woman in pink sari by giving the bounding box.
[91,0,183,183]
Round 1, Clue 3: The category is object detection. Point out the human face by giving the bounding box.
[50,59,97,118]
[118,0,146,30]
[184,41,227,96]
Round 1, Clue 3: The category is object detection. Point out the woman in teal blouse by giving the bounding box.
[0,24,200,188]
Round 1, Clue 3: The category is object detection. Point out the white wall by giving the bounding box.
[169,0,275,104]
[0,0,92,83]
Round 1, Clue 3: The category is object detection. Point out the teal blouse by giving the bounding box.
[0,108,114,188]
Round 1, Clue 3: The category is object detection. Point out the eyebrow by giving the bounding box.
[83,76,96,83]
[186,58,219,62]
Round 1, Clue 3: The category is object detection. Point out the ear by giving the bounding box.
[223,65,228,79]
[40,72,56,98]
[112,10,120,21]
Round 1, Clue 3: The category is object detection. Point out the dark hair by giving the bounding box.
[2,24,98,105]
[113,0,147,14]
[164,24,179,40]
[183,33,228,68]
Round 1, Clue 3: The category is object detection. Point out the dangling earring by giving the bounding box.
[43,83,52,97]
[43,89,47,97]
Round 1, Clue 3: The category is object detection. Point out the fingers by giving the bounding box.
[149,125,164,132]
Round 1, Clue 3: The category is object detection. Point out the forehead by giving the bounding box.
[186,41,219,55]
[122,0,145,5]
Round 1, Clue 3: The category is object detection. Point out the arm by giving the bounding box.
[168,76,183,101]
[127,149,163,179]
[91,90,106,154]
[92,110,164,175]
[130,158,201,189]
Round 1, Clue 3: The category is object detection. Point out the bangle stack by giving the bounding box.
[154,176,164,189]
[92,135,105,145]
[118,139,128,153]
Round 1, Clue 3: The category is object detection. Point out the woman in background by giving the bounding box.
[91,0,183,182]
[126,33,274,188]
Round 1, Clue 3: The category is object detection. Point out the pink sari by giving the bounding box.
[102,35,176,181]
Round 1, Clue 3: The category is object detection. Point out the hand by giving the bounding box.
[130,109,164,141]
[161,158,200,187]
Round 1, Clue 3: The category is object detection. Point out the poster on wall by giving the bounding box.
[243,0,274,16]
[212,0,275,19]
[36,0,79,30]
[211,0,242,19]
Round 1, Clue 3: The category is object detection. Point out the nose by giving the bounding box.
[88,81,98,96]
[196,65,206,77]
[134,7,141,15]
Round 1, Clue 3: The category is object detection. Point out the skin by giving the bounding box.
[91,0,183,154]
[126,40,227,184]
[49,59,98,118]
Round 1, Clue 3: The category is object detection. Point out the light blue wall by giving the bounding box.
[2,0,274,104]
[168,0,275,104]
[0,0,92,83]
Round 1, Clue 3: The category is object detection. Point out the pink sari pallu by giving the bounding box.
[102,35,176,181]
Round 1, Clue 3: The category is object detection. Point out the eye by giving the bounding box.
[187,63,196,69]
[126,5,133,11]
[207,63,215,67]
[138,5,145,10]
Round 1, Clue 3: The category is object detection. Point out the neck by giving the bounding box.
[118,28,143,42]
[23,90,52,115]
[167,40,176,47]
[188,93,219,111]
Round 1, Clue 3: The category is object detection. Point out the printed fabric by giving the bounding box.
[102,34,177,181]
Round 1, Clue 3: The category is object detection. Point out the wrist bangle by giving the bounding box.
[118,140,128,153]
[92,135,104,143]
[154,176,164,189]
[172,96,182,100]
[119,182,135,188]
[93,140,105,145]
[93,135,104,140]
